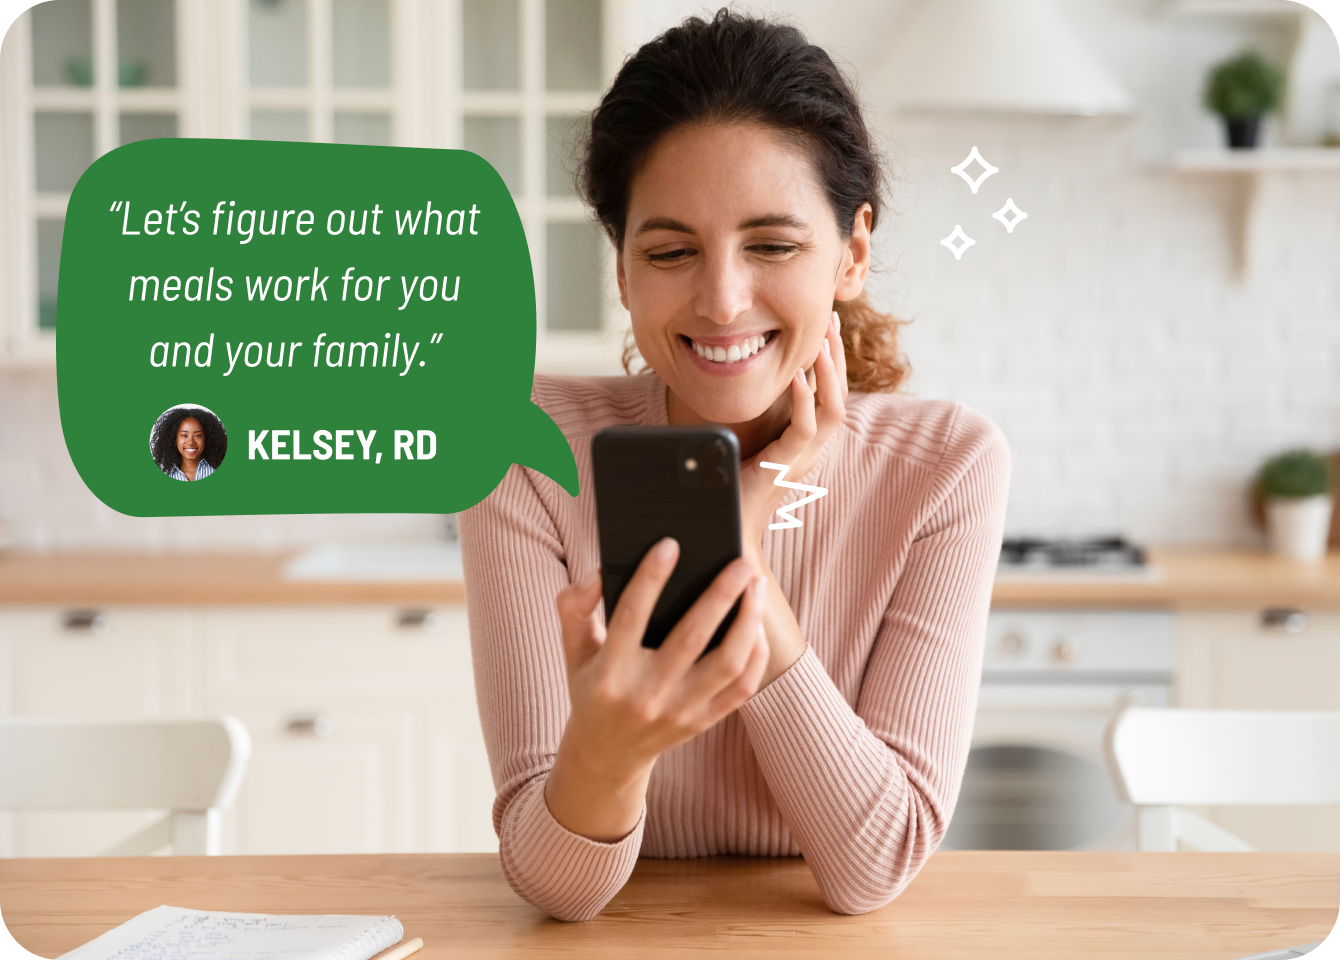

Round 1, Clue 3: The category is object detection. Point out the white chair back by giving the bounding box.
[1105,708,1340,852]
[0,717,251,856]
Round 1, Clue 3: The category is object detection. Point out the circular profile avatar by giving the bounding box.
[150,404,227,482]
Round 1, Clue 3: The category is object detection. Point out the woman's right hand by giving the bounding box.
[544,539,770,842]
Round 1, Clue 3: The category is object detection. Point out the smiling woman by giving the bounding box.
[460,9,1011,922]
[149,404,228,481]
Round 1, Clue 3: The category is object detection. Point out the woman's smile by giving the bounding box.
[681,330,777,373]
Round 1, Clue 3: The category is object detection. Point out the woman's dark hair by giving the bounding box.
[580,8,908,392]
[150,406,228,475]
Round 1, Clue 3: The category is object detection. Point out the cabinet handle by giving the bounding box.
[287,716,335,737]
[62,609,109,636]
[1261,608,1309,634]
[397,608,443,634]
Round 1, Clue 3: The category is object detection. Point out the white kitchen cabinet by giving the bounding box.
[202,605,496,856]
[0,607,201,718]
[215,703,423,856]
[0,606,201,857]
[1177,610,1340,852]
[0,604,497,857]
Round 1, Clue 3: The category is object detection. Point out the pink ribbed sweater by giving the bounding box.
[460,373,1010,921]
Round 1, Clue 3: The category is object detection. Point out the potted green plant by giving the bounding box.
[1256,449,1334,561]
[1204,51,1285,149]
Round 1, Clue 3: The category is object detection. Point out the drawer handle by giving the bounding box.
[397,608,443,634]
[1261,608,1309,634]
[287,716,335,737]
[62,609,109,636]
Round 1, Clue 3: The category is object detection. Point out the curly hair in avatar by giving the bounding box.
[150,406,228,476]
[579,8,910,392]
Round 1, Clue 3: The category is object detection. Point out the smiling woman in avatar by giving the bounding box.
[150,405,227,481]
[459,10,1010,922]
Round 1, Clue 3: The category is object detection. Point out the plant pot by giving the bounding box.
[1265,495,1333,561]
[1225,115,1262,149]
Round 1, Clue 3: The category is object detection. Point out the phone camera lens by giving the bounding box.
[703,467,728,488]
[702,439,728,463]
[684,458,698,471]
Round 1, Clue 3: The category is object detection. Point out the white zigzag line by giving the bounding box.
[759,462,829,531]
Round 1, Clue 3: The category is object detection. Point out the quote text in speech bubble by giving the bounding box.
[57,138,578,517]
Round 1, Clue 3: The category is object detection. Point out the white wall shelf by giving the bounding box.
[1171,147,1340,279]
[1173,146,1340,170]
[1167,0,1304,16]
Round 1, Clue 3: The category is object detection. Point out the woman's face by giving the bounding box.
[618,121,870,426]
[176,417,205,463]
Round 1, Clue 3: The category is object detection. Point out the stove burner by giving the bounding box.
[999,536,1146,569]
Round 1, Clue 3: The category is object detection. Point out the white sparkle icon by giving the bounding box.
[950,146,999,194]
[940,225,976,260]
[993,198,1028,233]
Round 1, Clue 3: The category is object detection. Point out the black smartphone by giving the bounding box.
[591,426,743,652]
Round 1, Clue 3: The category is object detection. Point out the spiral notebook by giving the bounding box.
[57,906,404,960]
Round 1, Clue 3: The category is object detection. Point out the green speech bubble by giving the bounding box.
[57,138,578,516]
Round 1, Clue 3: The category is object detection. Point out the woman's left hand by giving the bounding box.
[739,310,848,551]
[737,310,848,687]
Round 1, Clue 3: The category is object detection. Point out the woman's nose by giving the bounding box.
[694,251,752,326]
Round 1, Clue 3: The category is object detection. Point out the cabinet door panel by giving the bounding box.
[1177,610,1340,851]
[426,711,497,853]
[216,704,420,855]
[0,810,165,858]
[0,608,198,718]
[1215,614,1340,711]
[204,606,473,703]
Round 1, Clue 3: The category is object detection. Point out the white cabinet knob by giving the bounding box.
[1052,637,1081,663]
[997,631,1026,657]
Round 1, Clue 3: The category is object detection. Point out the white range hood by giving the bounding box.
[875,0,1135,116]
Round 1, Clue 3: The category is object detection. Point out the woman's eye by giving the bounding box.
[647,248,695,263]
[750,243,798,256]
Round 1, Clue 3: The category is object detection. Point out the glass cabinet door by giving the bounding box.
[461,0,608,341]
[8,0,612,363]
[27,0,179,334]
[248,0,393,146]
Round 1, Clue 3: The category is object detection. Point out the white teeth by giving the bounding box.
[691,333,771,364]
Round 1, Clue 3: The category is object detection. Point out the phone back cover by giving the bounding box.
[592,427,742,650]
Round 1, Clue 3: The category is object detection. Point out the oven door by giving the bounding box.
[941,682,1169,851]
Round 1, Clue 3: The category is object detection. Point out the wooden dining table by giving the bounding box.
[2,851,1339,959]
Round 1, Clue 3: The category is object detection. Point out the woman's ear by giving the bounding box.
[615,245,630,311]
[834,203,873,302]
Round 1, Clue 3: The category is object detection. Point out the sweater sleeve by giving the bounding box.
[736,417,1010,914]
[459,463,644,921]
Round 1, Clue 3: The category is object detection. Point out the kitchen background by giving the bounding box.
[2,0,1339,551]
[1,0,1339,859]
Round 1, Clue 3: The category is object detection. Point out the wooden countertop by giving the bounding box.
[0,552,465,606]
[2,547,1339,609]
[3,852,1339,959]
[991,547,1340,610]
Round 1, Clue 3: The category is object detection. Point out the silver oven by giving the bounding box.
[942,609,1174,851]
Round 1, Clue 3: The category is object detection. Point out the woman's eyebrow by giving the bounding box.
[739,213,808,230]
[635,217,694,237]
[635,213,809,236]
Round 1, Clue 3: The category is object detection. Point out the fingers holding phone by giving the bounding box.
[546,544,766,843]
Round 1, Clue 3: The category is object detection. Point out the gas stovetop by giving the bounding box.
[996,537,1161,581]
